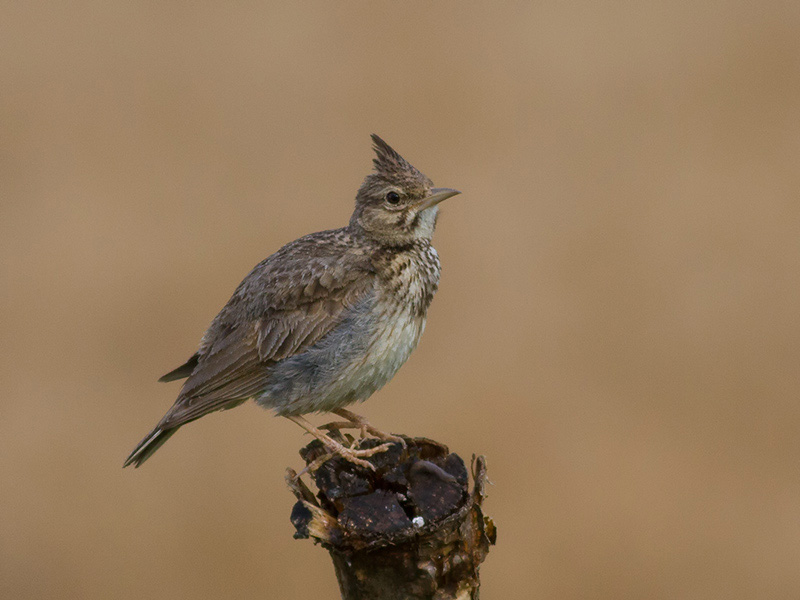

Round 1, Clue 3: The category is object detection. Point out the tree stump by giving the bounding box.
[287,436,496,600]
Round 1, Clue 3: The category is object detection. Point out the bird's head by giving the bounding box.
[350,134,460,246]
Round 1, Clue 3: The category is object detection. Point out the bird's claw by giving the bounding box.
[362,426,406,447]
[302,440,396,474]
[323,412,407,448]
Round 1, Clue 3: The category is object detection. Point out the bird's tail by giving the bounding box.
[123,425,179,468]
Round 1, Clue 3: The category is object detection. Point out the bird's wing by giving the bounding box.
[156,230,375,429]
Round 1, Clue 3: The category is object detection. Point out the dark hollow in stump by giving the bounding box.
[287,436,496,600]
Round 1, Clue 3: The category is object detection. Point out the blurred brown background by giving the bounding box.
[1,2,799,599]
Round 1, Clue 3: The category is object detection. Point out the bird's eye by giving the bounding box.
[385,191,401,205]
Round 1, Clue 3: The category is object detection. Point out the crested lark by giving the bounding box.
[124,135,459,469]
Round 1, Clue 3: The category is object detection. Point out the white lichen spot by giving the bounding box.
[412,516,425,528]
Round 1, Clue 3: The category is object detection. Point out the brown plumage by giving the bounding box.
[124,135,460,468]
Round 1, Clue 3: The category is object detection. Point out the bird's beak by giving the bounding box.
[415,187,461,212]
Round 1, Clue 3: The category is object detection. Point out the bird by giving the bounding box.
[124,135,460,470]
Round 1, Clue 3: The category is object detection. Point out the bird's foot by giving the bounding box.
[321,419,404,445]
[362,425,406,446]
[286,415,395,474]
[328,408,407,447]
[301,439,395,474]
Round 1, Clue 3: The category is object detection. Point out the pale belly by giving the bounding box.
[331,310,426,406]
[255,297,426,416]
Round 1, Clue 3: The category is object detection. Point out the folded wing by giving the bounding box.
[156,230,374,430]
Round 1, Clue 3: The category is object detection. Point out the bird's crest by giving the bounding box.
[370,134,422,179]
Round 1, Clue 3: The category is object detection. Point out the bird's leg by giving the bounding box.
[318,413,371,439]
[331,408,407,447]
[285,415,392,472]
[319,420,358,435]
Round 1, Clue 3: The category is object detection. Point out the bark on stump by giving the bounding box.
[287,436,496,600]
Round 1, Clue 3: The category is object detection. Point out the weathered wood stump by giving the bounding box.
[287,435,496,600]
